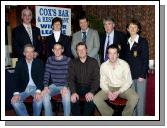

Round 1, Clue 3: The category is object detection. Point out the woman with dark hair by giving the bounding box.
[125,19,149,116]
[47,17,72,58]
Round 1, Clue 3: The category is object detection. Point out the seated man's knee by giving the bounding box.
[93,93,102,104]
[42,93,51,102]
[33,98,43,105]
[127,92,139,106]
[11,100,21,108]
[11,101,16,106]
[132,92,139,103]
[63,89,70,96]
[61,88,71,97]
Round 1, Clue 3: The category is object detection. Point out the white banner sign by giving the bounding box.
[35,6,71,36]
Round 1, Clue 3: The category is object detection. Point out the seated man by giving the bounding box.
[11,44,44,116]
[68,42,100,116]
[93,44,139,116]
[42,43,71,116]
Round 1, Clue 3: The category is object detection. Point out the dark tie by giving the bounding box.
[104,35,110,61]
[82,32,86,43]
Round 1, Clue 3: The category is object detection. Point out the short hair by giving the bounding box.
[23,43,35,51]
[103,16,115,24]
[52,42,64,49]
[106,44,119,54]
[76,42,87,51]
[79,15,89,22]
[126,19,142,34]
[52,17,62,27]
[21,7,32,17]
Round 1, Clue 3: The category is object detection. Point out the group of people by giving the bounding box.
[10,7,149,116]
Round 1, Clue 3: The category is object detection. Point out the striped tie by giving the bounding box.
[27,26,33,43]
[104,35,110,61]
[82,32,86,43]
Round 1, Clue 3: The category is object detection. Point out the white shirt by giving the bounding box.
[128,34,139,50]
[13,60,41,95]
[100,58,133,93]
[26,61,36,87]
[104,30,114,60]
[53,30,61,42]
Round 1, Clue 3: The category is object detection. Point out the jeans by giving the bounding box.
[42,84,71,116]
[131,79,147,116]
[11,86,43,116]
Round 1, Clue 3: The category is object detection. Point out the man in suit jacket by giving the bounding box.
[71,16,100,61]
[47,17,72,58]
[11,44,44,116]
[100,17,127,63]
[12,7,42,58]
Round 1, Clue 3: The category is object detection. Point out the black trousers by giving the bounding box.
[71,86,95,116]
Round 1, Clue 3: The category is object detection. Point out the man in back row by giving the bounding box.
[71,16,100,62]
[12,7,42,59]
[100,17,127,63]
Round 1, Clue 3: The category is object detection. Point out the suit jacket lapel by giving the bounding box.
[113,30,117,44]
[51,34,56,43]
[86,29,91,42]
[21,24,27,34]
[132,36,141,51]
[130,42,139,52]
[23,59,29,80]
[32,26,37,44]
[101,34,106,52]
[21,24,31,43]
[58,34,64,43]
[79,31,82,41]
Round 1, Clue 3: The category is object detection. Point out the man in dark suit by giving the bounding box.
[12,7,42,58]
[47,17,72,58]
[100,17,126,63]
[11,44,44,116]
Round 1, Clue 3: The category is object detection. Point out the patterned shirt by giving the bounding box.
[44,56,70,87]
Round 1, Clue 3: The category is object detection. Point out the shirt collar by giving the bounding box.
[53,30,61,35]
[23,23,31,29]
[26,59,33,65]
[81,28,89,33]
[52,55,64,61]
[106,30,114,37]
[78,56,89,64]
[128,34,139,44]
[107,58,121,66]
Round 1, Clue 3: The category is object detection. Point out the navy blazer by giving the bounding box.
[47,33,72,58]
[12,24,42,58]
[13,58,44,92]
[100,30,127,63]
[124,36,149,79]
